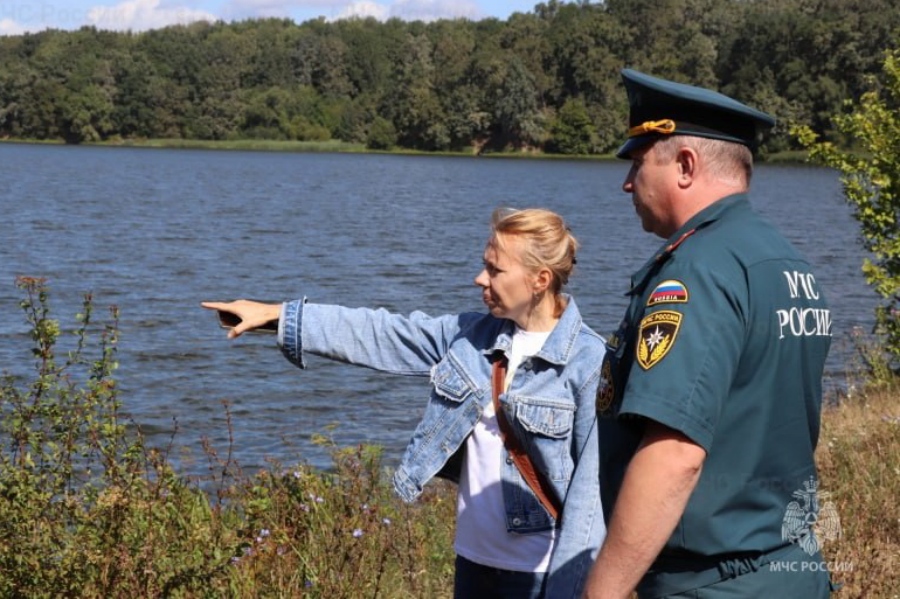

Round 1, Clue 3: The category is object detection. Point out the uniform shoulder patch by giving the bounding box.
[637,310,682,370]
[647,279,689,307]
[595,358,615,416]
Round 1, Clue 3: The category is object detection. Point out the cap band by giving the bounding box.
[628,119,676,137]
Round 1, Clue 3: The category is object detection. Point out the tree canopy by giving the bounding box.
[0,0,898,154]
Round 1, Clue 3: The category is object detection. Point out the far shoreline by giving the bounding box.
[0,136,813,164]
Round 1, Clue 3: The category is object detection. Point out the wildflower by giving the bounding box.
[300,503,310,512]
[382,518,392,526]
[293,471,302,479]
[305,580,314,588]
[353,528,364,538]
[230,556,241,565]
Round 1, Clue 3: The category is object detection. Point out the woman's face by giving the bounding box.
[474,234,537,326]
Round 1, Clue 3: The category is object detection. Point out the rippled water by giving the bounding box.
[0,143,874,473]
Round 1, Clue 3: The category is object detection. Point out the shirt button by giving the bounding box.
[506,456,514,464]
[523,359,532,370]
[512,518,522,526]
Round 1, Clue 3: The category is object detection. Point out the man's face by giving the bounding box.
[622,142,677,238]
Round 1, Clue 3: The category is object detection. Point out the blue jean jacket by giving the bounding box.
[278,295,606,598]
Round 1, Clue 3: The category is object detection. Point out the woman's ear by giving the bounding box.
[533,267,553,295]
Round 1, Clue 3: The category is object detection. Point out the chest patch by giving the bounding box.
[637,310,682,370]
[647,279,689,307]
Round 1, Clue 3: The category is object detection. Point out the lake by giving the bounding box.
[0,143,876,473]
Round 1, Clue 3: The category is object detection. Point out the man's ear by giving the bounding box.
[676,146,698,188]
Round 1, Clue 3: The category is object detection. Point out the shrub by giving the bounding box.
[0,277,455,598]
[793,48,900,379]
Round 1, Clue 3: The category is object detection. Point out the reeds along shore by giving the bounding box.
[0,278,896,598]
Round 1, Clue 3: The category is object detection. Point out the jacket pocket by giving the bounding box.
[514,399,575,438]
[430,358,474,404]
[512,399,575,483]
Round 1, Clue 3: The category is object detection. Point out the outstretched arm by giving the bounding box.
[582,421,705,599]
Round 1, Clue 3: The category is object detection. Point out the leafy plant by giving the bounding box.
[793,48,900,379]
[0,277,456,597]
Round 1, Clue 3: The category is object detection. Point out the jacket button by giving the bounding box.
[512,518,522,526]
[506,456,514,465]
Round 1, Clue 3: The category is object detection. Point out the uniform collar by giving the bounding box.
[629,193,750,292]
[675,192,749,240]
[485,294,582,366]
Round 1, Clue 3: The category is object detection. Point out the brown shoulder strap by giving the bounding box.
[492,357,562,521]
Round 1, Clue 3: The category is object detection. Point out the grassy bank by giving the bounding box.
[1,279,893,598]
[2,135,817,163]
[816,383,900,598]
[96,138,812,163]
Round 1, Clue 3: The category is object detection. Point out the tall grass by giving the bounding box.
[0,278,895,598]
[816,382,900,598]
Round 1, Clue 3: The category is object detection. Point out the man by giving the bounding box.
[584,70,834,598]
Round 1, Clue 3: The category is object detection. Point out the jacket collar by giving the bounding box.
[484,294,582,366]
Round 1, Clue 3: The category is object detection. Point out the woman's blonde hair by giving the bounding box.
[488,207,579,298]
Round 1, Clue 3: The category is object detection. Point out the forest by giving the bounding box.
[0,0,897,154]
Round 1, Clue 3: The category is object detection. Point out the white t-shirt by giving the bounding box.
[454,327,556,572]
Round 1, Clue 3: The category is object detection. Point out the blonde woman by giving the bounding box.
[203,207,606,598]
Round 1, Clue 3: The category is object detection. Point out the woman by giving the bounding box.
[202,207,606,598]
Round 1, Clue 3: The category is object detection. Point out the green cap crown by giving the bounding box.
[616,69,776,159]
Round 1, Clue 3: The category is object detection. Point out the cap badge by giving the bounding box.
[628,119,676,138]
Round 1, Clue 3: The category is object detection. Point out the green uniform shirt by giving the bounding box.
[597,193,832,559]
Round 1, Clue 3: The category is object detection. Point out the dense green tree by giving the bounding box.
[0,1,896,152]
[366,116,397,149]
[549,97,594,154]
[386,33,447,149]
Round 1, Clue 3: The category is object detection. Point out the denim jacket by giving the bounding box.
[278,295,606,598]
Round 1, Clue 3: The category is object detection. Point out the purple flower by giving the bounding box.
[382,518,392,526]
[352,528,364,538]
